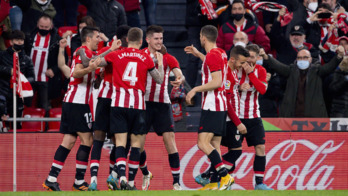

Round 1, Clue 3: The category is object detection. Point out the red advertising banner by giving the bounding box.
[0,132,347,191]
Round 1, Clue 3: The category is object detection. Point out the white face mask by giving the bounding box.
[297,60,310,70]
[234,41,246,48]
[36,0,48,6]
[308,2,318,12]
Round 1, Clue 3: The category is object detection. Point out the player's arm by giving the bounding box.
[226,93,247,134]
[149,52,164,84]
[58,39,71,79]
[242,63,268,95]
[186,70,222,105]
[77,39,122,67]
[184,45,205,61]
[72,58,101,78]
[170,68,185,87]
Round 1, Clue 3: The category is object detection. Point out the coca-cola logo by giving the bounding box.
[180,139,345,190]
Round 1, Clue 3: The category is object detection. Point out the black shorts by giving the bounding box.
[240,118,265,147]
[60,102,93,135]
[93,98,111,133]
[110,107,146,135]
[221,121,243,148]
[145,101,175,136]
[198,110,227,136]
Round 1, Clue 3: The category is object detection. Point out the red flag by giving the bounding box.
[11,52,33,98]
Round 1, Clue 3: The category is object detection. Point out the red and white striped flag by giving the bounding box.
[12,52,33,98]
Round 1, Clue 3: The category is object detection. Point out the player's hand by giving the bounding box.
[99,32,109,42]
[88,57,101,71]
[239,83,251,91]
[242,62,255,74]
[337,45,345,58]
[45,69,54,78]
[111,38,122,51]
[186,88,196,105]
[184,45,200,57]
[259,48,268,60]
[266,73,272,82]
[155,51,163,66]
[170,75,184,87]
[59,38,68,48]
[62,30,73,39]
[237,123,247,134]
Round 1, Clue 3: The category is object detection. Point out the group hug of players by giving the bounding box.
[42,24,273,191]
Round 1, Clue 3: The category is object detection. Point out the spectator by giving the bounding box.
[323,0,346,13]
[142,0,157,26]
[51,0,79,28]
[24,14,61,111]
[11,0,56,36]
[78,0,127,40]
[71,16,96,57]
[0,0,11,51]
[329,56,348,117]
[0,30,35,121]
[270,22,319,65]
[260,46,345,117]
[226,31,249,58]
[117,0,141,28]
[216,0,271,53]
[9,1,23,31]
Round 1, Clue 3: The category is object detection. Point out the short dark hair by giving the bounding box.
[127,27,143,43]
[201,25,218,42]
[245,44,260,55]
[230,45,250,59]
[81,26,100,43]
[78,16,96,28]
[116,25,131,40]
[146,25,164,37]
[231,0,245,9]
[37,13,53,23]
[10,30,25,40]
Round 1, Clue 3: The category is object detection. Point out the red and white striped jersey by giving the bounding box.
[143,48,180,104]
[226,67,240,121]
[63,46,96,104]
[238,64,268,119]
[30,33,51,82]
[201,48,228,112]
[104,47,155,110]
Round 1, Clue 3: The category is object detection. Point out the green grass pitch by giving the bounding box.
[1,190,348,196]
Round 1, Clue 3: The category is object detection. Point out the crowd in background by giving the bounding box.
[1,0,348,123]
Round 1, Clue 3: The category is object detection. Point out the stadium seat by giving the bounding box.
[21,107,46,132]
[48,108,62,132]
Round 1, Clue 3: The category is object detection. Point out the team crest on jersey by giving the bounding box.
[88,122,92,130]
[235,134,240,141]
[225,80,231,90]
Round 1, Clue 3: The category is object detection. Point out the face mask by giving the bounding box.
[232,14,244,21]
[256,59,263,65]
[39,29,50,36]
[36,0,49,6]
[234,41,246,48]
[308,2,318,12]
[13,44,24,51]
[297,60,310,70]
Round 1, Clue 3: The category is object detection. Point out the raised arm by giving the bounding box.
[184,45,205,61]
[149,52,164,84]
[260,48,291,78]
[58,39,71,78]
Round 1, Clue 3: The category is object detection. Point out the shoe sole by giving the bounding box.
[72,186,88,191]
[107,179,120,190]
[42,183,53,191]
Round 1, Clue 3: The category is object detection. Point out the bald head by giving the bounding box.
[233,31,248,46]
[297,49,312,64]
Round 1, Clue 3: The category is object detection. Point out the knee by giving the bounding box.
[80,135,93,147]
[163,132,175,145]
[255,145,265,156]
[197,140,206,152]
[93,131,106,141]
[62,135,77,149]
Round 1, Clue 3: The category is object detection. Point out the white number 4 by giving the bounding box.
[123,62,138,86]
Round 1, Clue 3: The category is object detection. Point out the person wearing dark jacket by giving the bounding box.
[216,0,271,53]
[71,16,96,60]
[260,46,345,117]
[11,0,56,36]
[78,0,127,40]
[329,57,348,117]
[24,14,61,111]
[0,30,34,120]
